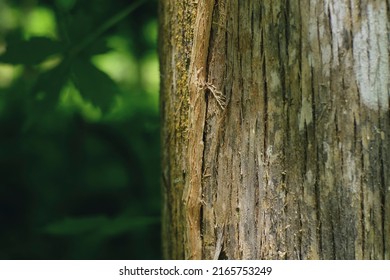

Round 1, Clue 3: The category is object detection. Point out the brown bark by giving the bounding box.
[160,0,390,259]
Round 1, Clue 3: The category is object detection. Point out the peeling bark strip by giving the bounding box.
[160,0,390,259]
[184,0,215,260]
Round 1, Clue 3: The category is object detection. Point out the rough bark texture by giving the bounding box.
[160,0,390,259]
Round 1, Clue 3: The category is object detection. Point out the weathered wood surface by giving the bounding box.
[160,0,390,259]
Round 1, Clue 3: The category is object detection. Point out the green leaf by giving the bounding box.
[71,59,117,112]
[85,37,112,55]
[32,61,71,108]
[0,37,64,65]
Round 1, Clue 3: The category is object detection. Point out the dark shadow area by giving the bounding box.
[0,0,161,259]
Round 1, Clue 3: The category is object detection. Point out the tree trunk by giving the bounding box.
[159,0,390,260]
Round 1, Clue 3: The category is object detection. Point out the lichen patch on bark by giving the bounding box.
[352,2,389,111]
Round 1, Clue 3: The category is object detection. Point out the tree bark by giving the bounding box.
[159,0,390,259]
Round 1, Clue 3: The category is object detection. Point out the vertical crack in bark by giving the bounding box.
[261,33,269,179]
[387,110,390,259]
[284,0,290,57]
[261,28,270,259]
[297,0,303,260]
[315,142,322,258]
[302,122,309,257]
[380,149,386,259]
[378,116,386,259]
[298,201,303,259]
[387,101,390,259]
[327,4,334,68]
[360,145,366,258]
[200,75,210,260]
[283,0,291,260]
[199,202,204,257]
[276,10,287,258]
[251,1,260,255]
[310,63,322,258]
[331,218,337,259]
[334,112,342,259]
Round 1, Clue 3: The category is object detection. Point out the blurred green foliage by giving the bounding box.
[0,0,160,259]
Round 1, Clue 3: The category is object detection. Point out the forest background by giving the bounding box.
[0,0,161,259]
